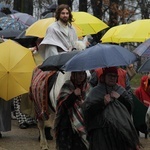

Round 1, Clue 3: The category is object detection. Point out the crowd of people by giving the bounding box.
[0,3,150,150]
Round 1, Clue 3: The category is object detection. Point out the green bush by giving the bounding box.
[130,73,143,89]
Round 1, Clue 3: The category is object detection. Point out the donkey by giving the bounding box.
[29,36,92,150]
[29,66,71,150]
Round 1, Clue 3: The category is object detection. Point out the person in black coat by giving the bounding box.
[82,67,140,150]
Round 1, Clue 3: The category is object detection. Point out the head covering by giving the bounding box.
[103,67,118,76]
[70,71,87,88]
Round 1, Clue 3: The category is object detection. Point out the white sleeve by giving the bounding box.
[39,45,59,60]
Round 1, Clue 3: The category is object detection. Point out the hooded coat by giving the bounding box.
[135,75,150,107]
[82,82,140,150]
[54,72,90,150]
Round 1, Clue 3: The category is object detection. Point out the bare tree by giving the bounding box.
[57,0,73,9]
[137,0,150,19]
[91,0,102,19]
[108,0,119,27]
[33,0,54,19]
[14,0,33,15]
[79,0,87,12]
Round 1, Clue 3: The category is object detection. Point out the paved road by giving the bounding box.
[0,120,150,150]
[0,120,55,150]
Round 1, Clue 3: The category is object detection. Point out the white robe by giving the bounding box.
[38,20,78,60]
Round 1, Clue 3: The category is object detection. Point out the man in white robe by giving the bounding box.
[38,4,85,60]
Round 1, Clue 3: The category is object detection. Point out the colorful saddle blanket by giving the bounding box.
[29,66,57,120]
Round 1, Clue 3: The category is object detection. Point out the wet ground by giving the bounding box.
[0,120,55,150]
[0,120,150,150]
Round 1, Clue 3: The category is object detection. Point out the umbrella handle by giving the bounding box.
[58,68,65,74]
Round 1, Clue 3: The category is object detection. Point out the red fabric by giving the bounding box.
[103,67,118,75]
[134,75,150,107]
[29,66,56,120]
[95,68,127,88]
[117,68,126,88]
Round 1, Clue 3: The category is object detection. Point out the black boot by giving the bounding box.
[38,127,53,141]
[45,127,53,140]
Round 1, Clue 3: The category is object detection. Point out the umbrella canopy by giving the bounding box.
[72,11,109,35]
[14,30,38,47]
[0,29,21,39]
[10,12,37,26]
[39,50,81,71]
[43,12,54,18]
[100,24,127,43]
[63,43,137,71]
[25,17,83,38]
[138,58,150,73]
[0,12,6,18]
[0,40,36,100]
[0,16,27,31]
[133,38,150,57]
[114,19,150,43]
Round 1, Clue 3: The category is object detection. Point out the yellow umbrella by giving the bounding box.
[25,17,84,38]
[0,40,36,100]
[72,11,109,35]
[101,24,127,43]
[115,19,150,43]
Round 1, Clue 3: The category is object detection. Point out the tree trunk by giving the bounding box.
[79,0,87,12]
[109,0,119,27]
[90,0,102,19]
[90,0,103,43]
[57,0,73,9]
[14,0,33,15]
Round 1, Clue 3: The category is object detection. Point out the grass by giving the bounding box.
[130,73,143,90]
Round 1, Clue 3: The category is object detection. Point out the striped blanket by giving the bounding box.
[55,80,90,148]
[29,66,56,120]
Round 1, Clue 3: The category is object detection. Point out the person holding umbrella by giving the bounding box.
[89,67,133,100]
[82,67,140,150]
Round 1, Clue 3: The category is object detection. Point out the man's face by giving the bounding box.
[105,73,118,86]
[59,8,69,24]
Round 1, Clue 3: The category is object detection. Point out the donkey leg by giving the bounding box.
[38,120,49,150]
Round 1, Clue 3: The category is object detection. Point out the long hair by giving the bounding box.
[70,71,87,89]
[55,4,74,24]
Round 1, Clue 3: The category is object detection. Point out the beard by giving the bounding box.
[59,17,69,24]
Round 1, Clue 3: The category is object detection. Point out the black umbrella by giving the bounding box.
[133,38,150,57]
[10,12,37,26]
[14,30,38,47]
[39,50,81,71]
[138,58,150,73]
[63,43,137,72]
[0,12,6,18]
[0,29,21,39]
[0,16,27,31]
[43,12,54,19]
